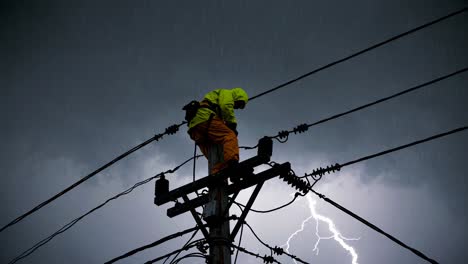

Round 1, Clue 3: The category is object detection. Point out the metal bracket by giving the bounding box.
[230,180,264,241]
[182,195,210,239]
[166,163,290,217]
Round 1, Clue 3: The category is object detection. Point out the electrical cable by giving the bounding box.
[192,142,202,198]
[242,221,271,249]
[233,204,309,264]
[309,188,438,264]
[9,155,202,264]
[234,192,302,214]
[241,67,468,150]
[230,243,282,264]
[242,221,310,264]
[279,168,441,263]
[249,7,467,101]
[108,215,234,264]
[270,67,468,142]
[303,125,468,184]
[105,231,204,264]
[275,124,468,263]
[0,122,186,234]
[193,143,197,184]
[341,126,468,168]
[233,222,244,264]
[171,253,207,264]
[166,229,199,264]
[144,240,205,264]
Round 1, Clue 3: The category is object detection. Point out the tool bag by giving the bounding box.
[182,100,201,122]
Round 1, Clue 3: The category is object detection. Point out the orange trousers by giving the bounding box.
[189,117,239,174]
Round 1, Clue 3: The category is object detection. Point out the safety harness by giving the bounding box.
[182,100,218,143]
[182,99,221,123]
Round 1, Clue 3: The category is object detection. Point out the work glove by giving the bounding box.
[226,122,238,136]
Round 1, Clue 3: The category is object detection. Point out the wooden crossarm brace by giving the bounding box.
[182,195,210,239]
[166,162,290,218]
[155,155,269,206]
[230,181,264,241]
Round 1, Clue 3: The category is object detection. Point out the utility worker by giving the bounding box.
[184,88,248,174]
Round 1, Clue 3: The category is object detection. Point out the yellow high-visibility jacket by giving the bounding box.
[188,88,248,129]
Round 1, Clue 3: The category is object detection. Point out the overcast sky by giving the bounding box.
[1,1,467,264]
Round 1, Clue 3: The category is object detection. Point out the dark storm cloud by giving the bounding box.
[1,1,467,263]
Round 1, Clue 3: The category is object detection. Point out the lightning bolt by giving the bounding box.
[282,193,359,264]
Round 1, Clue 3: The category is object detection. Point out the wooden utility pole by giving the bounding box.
[205,144,231,264]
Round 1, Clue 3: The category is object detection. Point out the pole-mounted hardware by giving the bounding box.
[154,174,169,205]
[154,137,274,208]
[152,136,292,264]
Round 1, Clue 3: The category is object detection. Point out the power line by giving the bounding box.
[230,244,282,264]
[269,67,468,144]
[144,240,205,264]
[341,127,468,168]
[234,192,302,214]
[170,253,207,264]
[9,155,202,264]
[108,216,234,264]
[276,125,468,262]
[240,66,468,150]
[279,168,440,263]
[105,227,204,264]
[0,122,186,234]
[166,229,199,264]
[309,189,438,264]
[242,221,310,264]
[233,203,310,264]
[249,7,467,101]
[233,222,244,264]
[303,126,468,185]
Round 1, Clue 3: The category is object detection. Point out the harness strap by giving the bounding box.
[205,113,215,138]
[201,100,222,119]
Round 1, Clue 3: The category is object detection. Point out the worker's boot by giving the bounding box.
[226,160,242,183]
[227,160,254,183]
